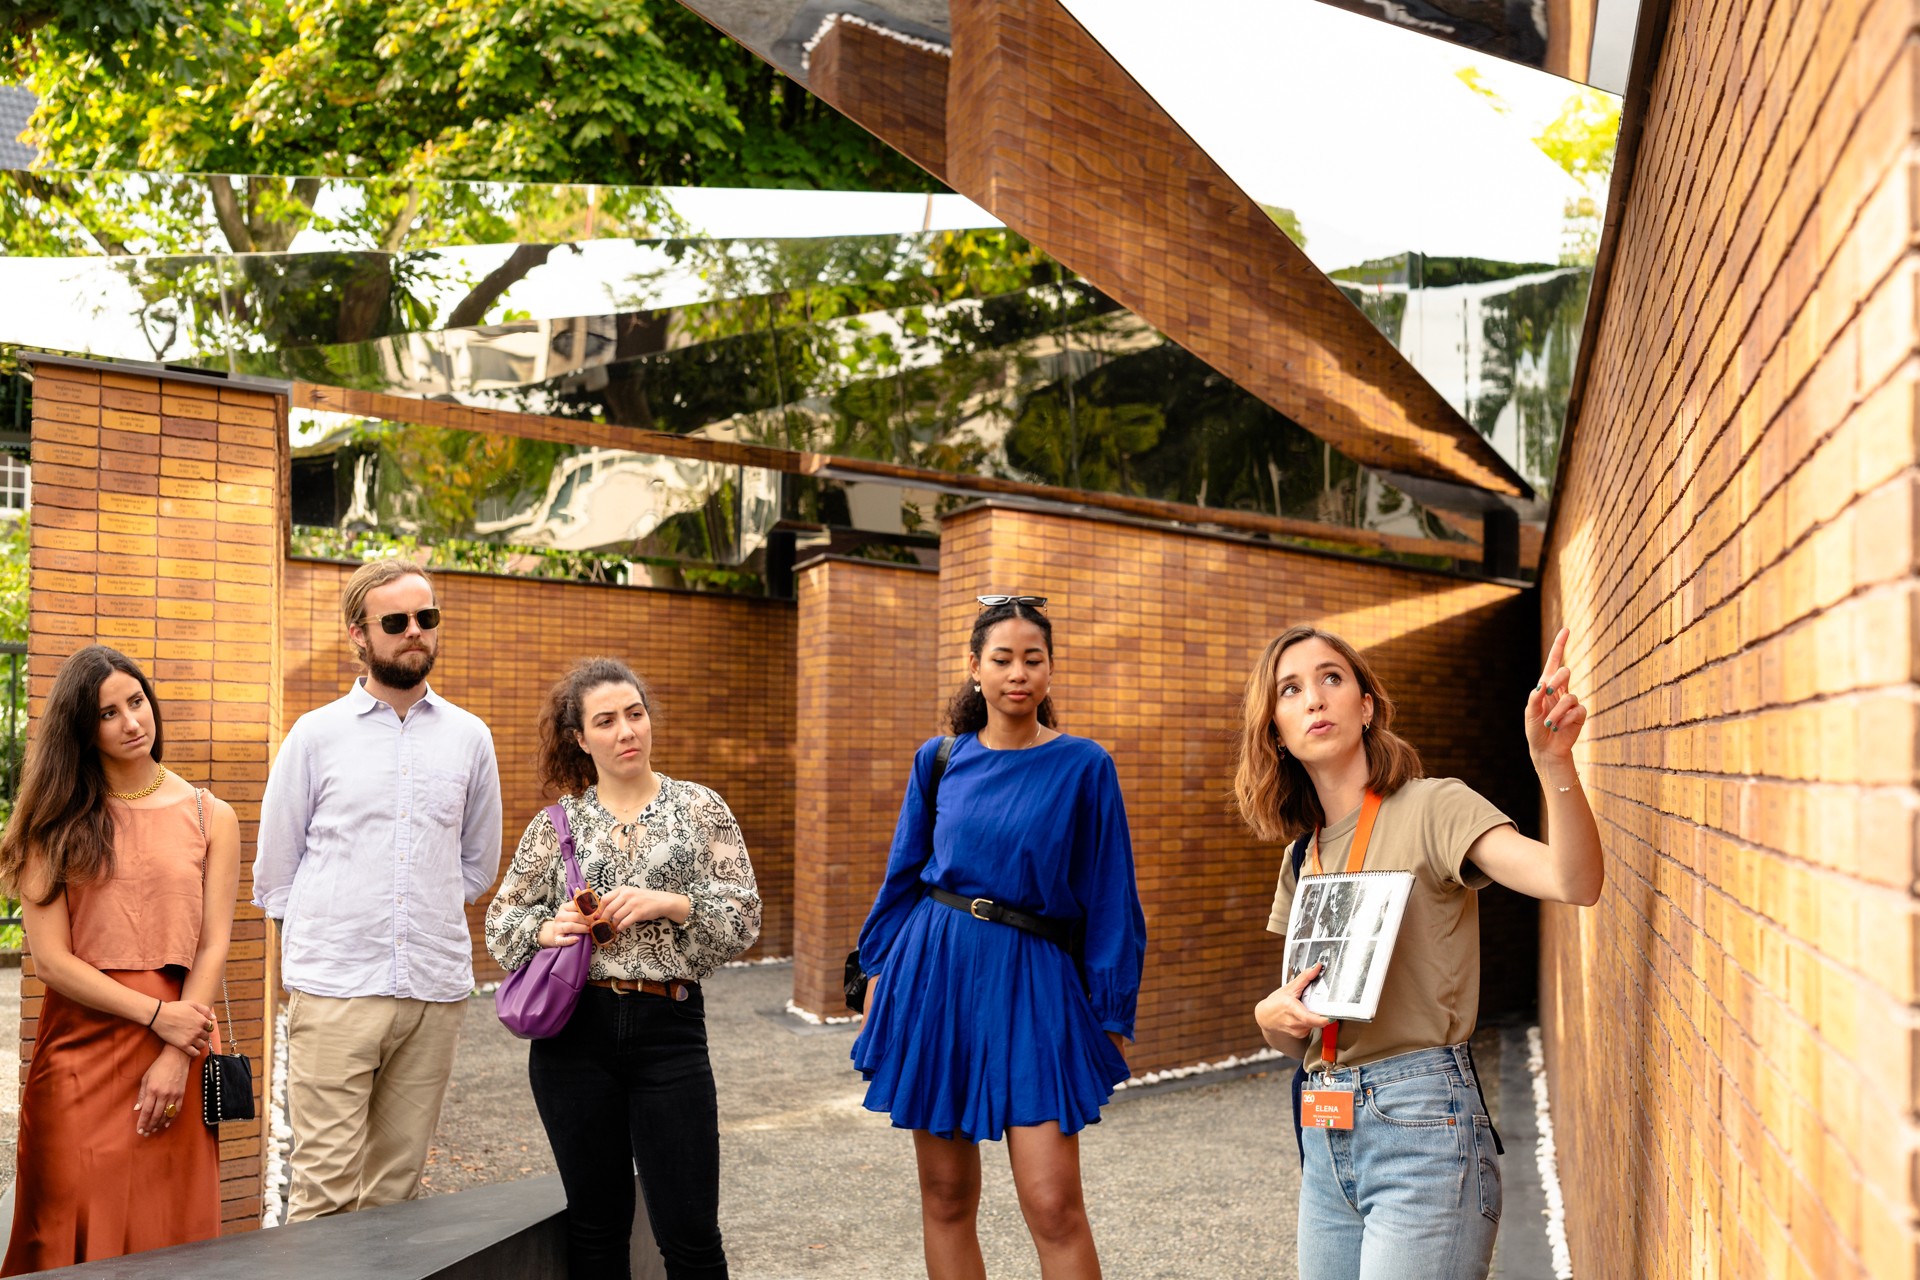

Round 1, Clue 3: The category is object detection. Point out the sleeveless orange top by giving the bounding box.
[66,791,207,972]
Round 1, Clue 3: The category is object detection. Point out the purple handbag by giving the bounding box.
[495,804,592,1039]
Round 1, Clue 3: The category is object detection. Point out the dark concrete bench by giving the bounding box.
[30,1177,567,1279]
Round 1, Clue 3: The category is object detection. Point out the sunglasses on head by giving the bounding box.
[361,608,442,635]
[572,888,616,945]
[976,595,1048,611]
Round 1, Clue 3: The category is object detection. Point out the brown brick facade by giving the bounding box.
[1538,0,1920,1274]
[279,561,799,982]
[783,503,1538,1069]
[23,356,284,1234]
[790,557,943,1018]
[807,19,950,181]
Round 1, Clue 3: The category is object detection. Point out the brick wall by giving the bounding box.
[817,502,1536,1074]
[1538,0,1920,1275]
[790,556,942,1017]
[24,357,284,1234]
[280,562,798,982]
[808,18,950,181]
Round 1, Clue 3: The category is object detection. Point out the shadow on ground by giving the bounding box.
[432,961,1305,1279]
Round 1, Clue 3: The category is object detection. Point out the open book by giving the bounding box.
[1282,870,1416,1022]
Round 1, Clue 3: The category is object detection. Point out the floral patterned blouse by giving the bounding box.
[484,777,761,982]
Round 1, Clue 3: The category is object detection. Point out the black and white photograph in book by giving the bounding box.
[1281,871,1416,1022]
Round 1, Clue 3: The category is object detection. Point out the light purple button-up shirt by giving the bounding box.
[254,679,504,1001]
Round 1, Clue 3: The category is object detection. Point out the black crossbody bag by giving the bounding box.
[844,736,956,1013]
[193,790,255,1126]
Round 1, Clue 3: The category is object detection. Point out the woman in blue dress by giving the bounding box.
[852,595,1147,1280]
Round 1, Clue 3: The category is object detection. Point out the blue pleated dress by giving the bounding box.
[851,732,1147,1142]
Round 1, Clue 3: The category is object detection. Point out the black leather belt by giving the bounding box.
[929,887,1077,950]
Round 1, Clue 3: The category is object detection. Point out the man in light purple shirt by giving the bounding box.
[254,559,503,1221]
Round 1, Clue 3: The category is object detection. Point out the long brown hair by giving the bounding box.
[0,645,166,904]
[536,657,653,797]
[1233,626,1422,843]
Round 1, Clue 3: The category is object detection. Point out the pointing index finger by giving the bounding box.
[1541,626,1570,686]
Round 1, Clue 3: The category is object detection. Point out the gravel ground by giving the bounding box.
[429,962,1306,1279]
[0,963,1528,1278]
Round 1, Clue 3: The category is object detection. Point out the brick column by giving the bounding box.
[790,556,940,1018]
[24,355,286,1234]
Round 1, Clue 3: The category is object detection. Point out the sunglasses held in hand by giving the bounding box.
[572,888,615,945]
[361,608,442,635]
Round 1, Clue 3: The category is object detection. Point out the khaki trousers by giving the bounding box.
[284,990,465,1222]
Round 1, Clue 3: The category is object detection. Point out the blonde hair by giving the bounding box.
[1232,626,1423,843]
[341,559,434,667]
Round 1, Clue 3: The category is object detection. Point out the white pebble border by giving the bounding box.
[1526,1026,1574,1278]
[260,1005,292,1229]
[801,12,952,71]
[1113,1045,1288,1092]
[723,954,792,968]
[784,998,862,1026]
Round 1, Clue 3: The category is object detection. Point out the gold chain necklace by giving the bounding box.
[108,763,167,802]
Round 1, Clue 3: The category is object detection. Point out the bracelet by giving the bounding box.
[146,998,162,1028]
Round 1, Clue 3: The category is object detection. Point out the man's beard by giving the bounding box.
[368,645,436,690]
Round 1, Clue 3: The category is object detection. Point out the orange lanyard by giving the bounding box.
[1307,790,1382,1069]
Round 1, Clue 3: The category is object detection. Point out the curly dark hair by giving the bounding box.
[536,657,654,797]
[944,600,1059,735]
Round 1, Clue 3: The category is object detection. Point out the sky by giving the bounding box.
[1062,0,1609,271]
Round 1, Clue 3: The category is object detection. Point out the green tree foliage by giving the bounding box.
[0,1,941,356]
[5,0,936,190]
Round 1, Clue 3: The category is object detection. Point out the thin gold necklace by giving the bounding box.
[108,763,167,802]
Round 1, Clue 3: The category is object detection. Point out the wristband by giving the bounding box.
[146,998,162,1028]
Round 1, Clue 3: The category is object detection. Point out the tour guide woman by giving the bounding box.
[0,645,240,1273]
[853,595,1147,1280]
[486,657,761,1280]
[1241,624,1601,1280]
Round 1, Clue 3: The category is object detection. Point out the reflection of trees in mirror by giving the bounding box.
[1326,252,1590,498]
[1003,343,1462,547]
[1,176,685,364]
[290,527,652,589]
[1471,269,1591,495]
[293,417,777,589]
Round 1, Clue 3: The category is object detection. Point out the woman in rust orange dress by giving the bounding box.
[0,644,240,1272]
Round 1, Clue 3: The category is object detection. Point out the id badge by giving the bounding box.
[1301,1086,1355,1129]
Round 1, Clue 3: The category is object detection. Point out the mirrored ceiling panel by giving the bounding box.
[277,237,1475,562]
[1,171,995,258]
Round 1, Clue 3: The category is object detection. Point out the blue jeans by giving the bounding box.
[1296,1044,1501,1280]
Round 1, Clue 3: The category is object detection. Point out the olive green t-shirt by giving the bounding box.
[1265,777,1512,1069]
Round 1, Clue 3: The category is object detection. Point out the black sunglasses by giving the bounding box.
[362,608,442,635]
[977,595,1048,610]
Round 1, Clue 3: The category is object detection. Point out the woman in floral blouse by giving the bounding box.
[486,657,760,1280]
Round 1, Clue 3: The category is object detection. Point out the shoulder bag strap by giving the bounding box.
[547,802,585,898]
[925,736,955,859]
[189,788,236,1052]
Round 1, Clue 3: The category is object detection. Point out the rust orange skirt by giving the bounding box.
[3,968,220,1274]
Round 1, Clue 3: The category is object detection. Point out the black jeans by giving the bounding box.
[529,985,729,1280]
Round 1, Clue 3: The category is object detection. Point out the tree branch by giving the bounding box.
[208,175,253,252]
[443,243,553,329]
